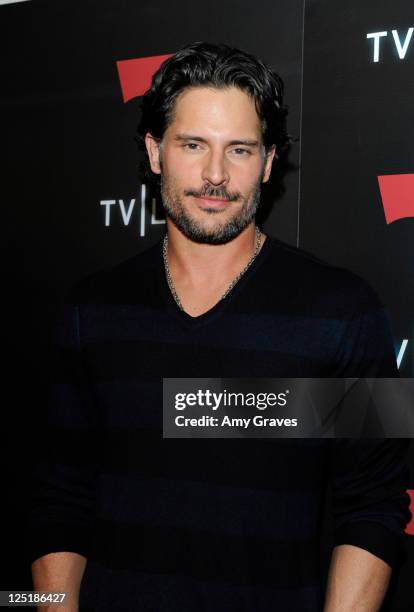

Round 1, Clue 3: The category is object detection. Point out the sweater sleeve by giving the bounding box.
[330,276,412,569]
[28,299,99,564]
[331,438,411,569]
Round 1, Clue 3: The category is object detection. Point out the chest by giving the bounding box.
[81,303,343,383]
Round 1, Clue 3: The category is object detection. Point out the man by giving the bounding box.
[30,42,411,611]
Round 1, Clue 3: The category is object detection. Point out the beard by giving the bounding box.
[160,168,264,245]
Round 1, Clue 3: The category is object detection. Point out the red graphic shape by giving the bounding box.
[116,54,173,103]
[377,173,414,224]
[407,489,414,536]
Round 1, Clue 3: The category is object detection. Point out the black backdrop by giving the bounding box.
[1,0,413,608]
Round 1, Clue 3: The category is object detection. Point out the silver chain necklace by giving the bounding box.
[163,226,263,311]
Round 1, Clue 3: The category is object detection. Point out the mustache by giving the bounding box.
[184,184,241,202]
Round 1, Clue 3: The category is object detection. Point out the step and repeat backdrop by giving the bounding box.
[1,0,413,608]
[300,1,414,607]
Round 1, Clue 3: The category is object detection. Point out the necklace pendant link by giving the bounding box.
[163,227,263,311]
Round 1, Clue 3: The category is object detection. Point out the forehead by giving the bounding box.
[166,86,262,139]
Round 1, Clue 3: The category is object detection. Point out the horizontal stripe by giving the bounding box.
[40,430,330,489]
[80,560,322,611]
[92,521,320,588]
[82,340,328,380]
[80,305,341,354]
[97,473,322,538]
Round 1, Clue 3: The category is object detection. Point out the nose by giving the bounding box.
[201,150,230,186]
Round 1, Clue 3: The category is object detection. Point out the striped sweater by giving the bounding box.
[29,235,411,611]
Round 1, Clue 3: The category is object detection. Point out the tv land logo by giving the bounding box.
[99,54,173,238]
[367,27,413,62]
[396,339,408,370]
[377,174,414,225]
[116,54,173,102]
[366,29,414,226]
[100,185,165,237]
[408,490,414,536]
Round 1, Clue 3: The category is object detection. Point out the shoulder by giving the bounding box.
[262,238,396,375]
[264,236,384,319]
[65,240,163,305]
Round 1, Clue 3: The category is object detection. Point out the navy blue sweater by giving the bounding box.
[29,235,411,611]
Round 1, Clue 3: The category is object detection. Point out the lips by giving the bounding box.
[194,196,230,208]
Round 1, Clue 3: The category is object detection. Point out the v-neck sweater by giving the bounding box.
[29,235,411,611]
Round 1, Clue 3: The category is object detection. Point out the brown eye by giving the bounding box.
[232,148,250,156]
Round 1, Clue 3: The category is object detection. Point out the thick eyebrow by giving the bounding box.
[174,134,260,147]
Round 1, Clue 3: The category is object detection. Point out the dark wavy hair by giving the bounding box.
[136,41,290,186]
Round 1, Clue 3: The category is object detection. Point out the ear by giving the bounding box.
[262,145,276,183]
[144,133,162,175]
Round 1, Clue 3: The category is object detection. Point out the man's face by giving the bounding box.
[145,86,275,244]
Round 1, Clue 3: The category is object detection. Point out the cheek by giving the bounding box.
[172,163,204,190]
[233,160,264,189]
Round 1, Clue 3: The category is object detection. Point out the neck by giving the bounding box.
[165,220,263,287]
